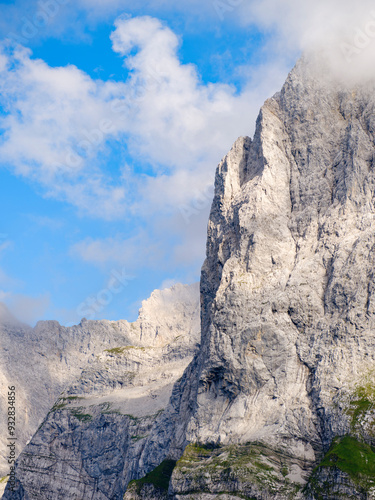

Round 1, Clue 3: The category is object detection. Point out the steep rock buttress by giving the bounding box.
[131,57,375,499]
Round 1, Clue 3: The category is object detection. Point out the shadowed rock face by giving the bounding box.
[5,55,375,499]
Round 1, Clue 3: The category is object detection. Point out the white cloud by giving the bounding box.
[0,17,286,222]
[0,290,10,302]
[0,44,129,218]
[110,16,255,170]
[160,278,178,290]
[0,2,374,325]
[238,0,375,82]
[58,4,375,277]
[0,53,7,72]
[0,15,289,280]
[1,2,372,321]
[27,214,64,231]
[70,231,163,270]
[108,16,289,227]
[0,232,49,325]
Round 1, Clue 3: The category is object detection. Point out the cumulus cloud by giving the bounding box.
[1,2,373,321]
[110,15,267,169]
[110,16,290,226]
[0,14,289,283]
[0,16,285,221]
[0,44,129,218]
[71,0,375,77]
[5,0,375,73]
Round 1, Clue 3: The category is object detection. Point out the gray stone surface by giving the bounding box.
[0,308,133,478]
[128,56,375,498]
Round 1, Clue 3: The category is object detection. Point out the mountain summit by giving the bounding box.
[5,57,375,499]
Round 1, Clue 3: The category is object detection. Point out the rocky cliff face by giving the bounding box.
[123,57,375,499]
[5,55,375,499]
[1,283,200,499]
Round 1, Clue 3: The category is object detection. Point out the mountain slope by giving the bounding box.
[1,283,200,498]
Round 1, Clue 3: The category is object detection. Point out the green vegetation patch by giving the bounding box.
[346,385,375,435]
[178,442,275,481]
[129,459,177,493]
[70,408,93,422]
[123,409,164,423]
[124,414,139,421]
[104,346,146,355]
[174,442,303,498]
[50,395,84,412]
[131,435,146,442]
[97,403,122,415]
[319,436,375,490]
[0,476,8,484]
[104,347,127,355]
[51,401,67,411]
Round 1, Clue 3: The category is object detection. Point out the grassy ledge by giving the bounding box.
[320,436,375,489]
[70,408,93,422]
[128,459,177,493]
[173,442,304,498]
[346,384,375,436]
[104,346,146,355]
[306,435,375,497]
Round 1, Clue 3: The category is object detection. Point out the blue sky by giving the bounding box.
[0,0,367,326]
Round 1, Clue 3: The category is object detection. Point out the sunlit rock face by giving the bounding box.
[133,57,375,499]
[5,55,375,499]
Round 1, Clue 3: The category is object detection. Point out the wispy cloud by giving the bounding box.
[237,0,375,82]
[4,293,51,325]
[0,267,22,289]
[0,239,12,255]
[70,231,163,269]
[26,214,65,231]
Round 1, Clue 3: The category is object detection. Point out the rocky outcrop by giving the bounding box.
[121,56,375,498]
[1,283,200,498]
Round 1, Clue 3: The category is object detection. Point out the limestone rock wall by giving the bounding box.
[130,57,375,498]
